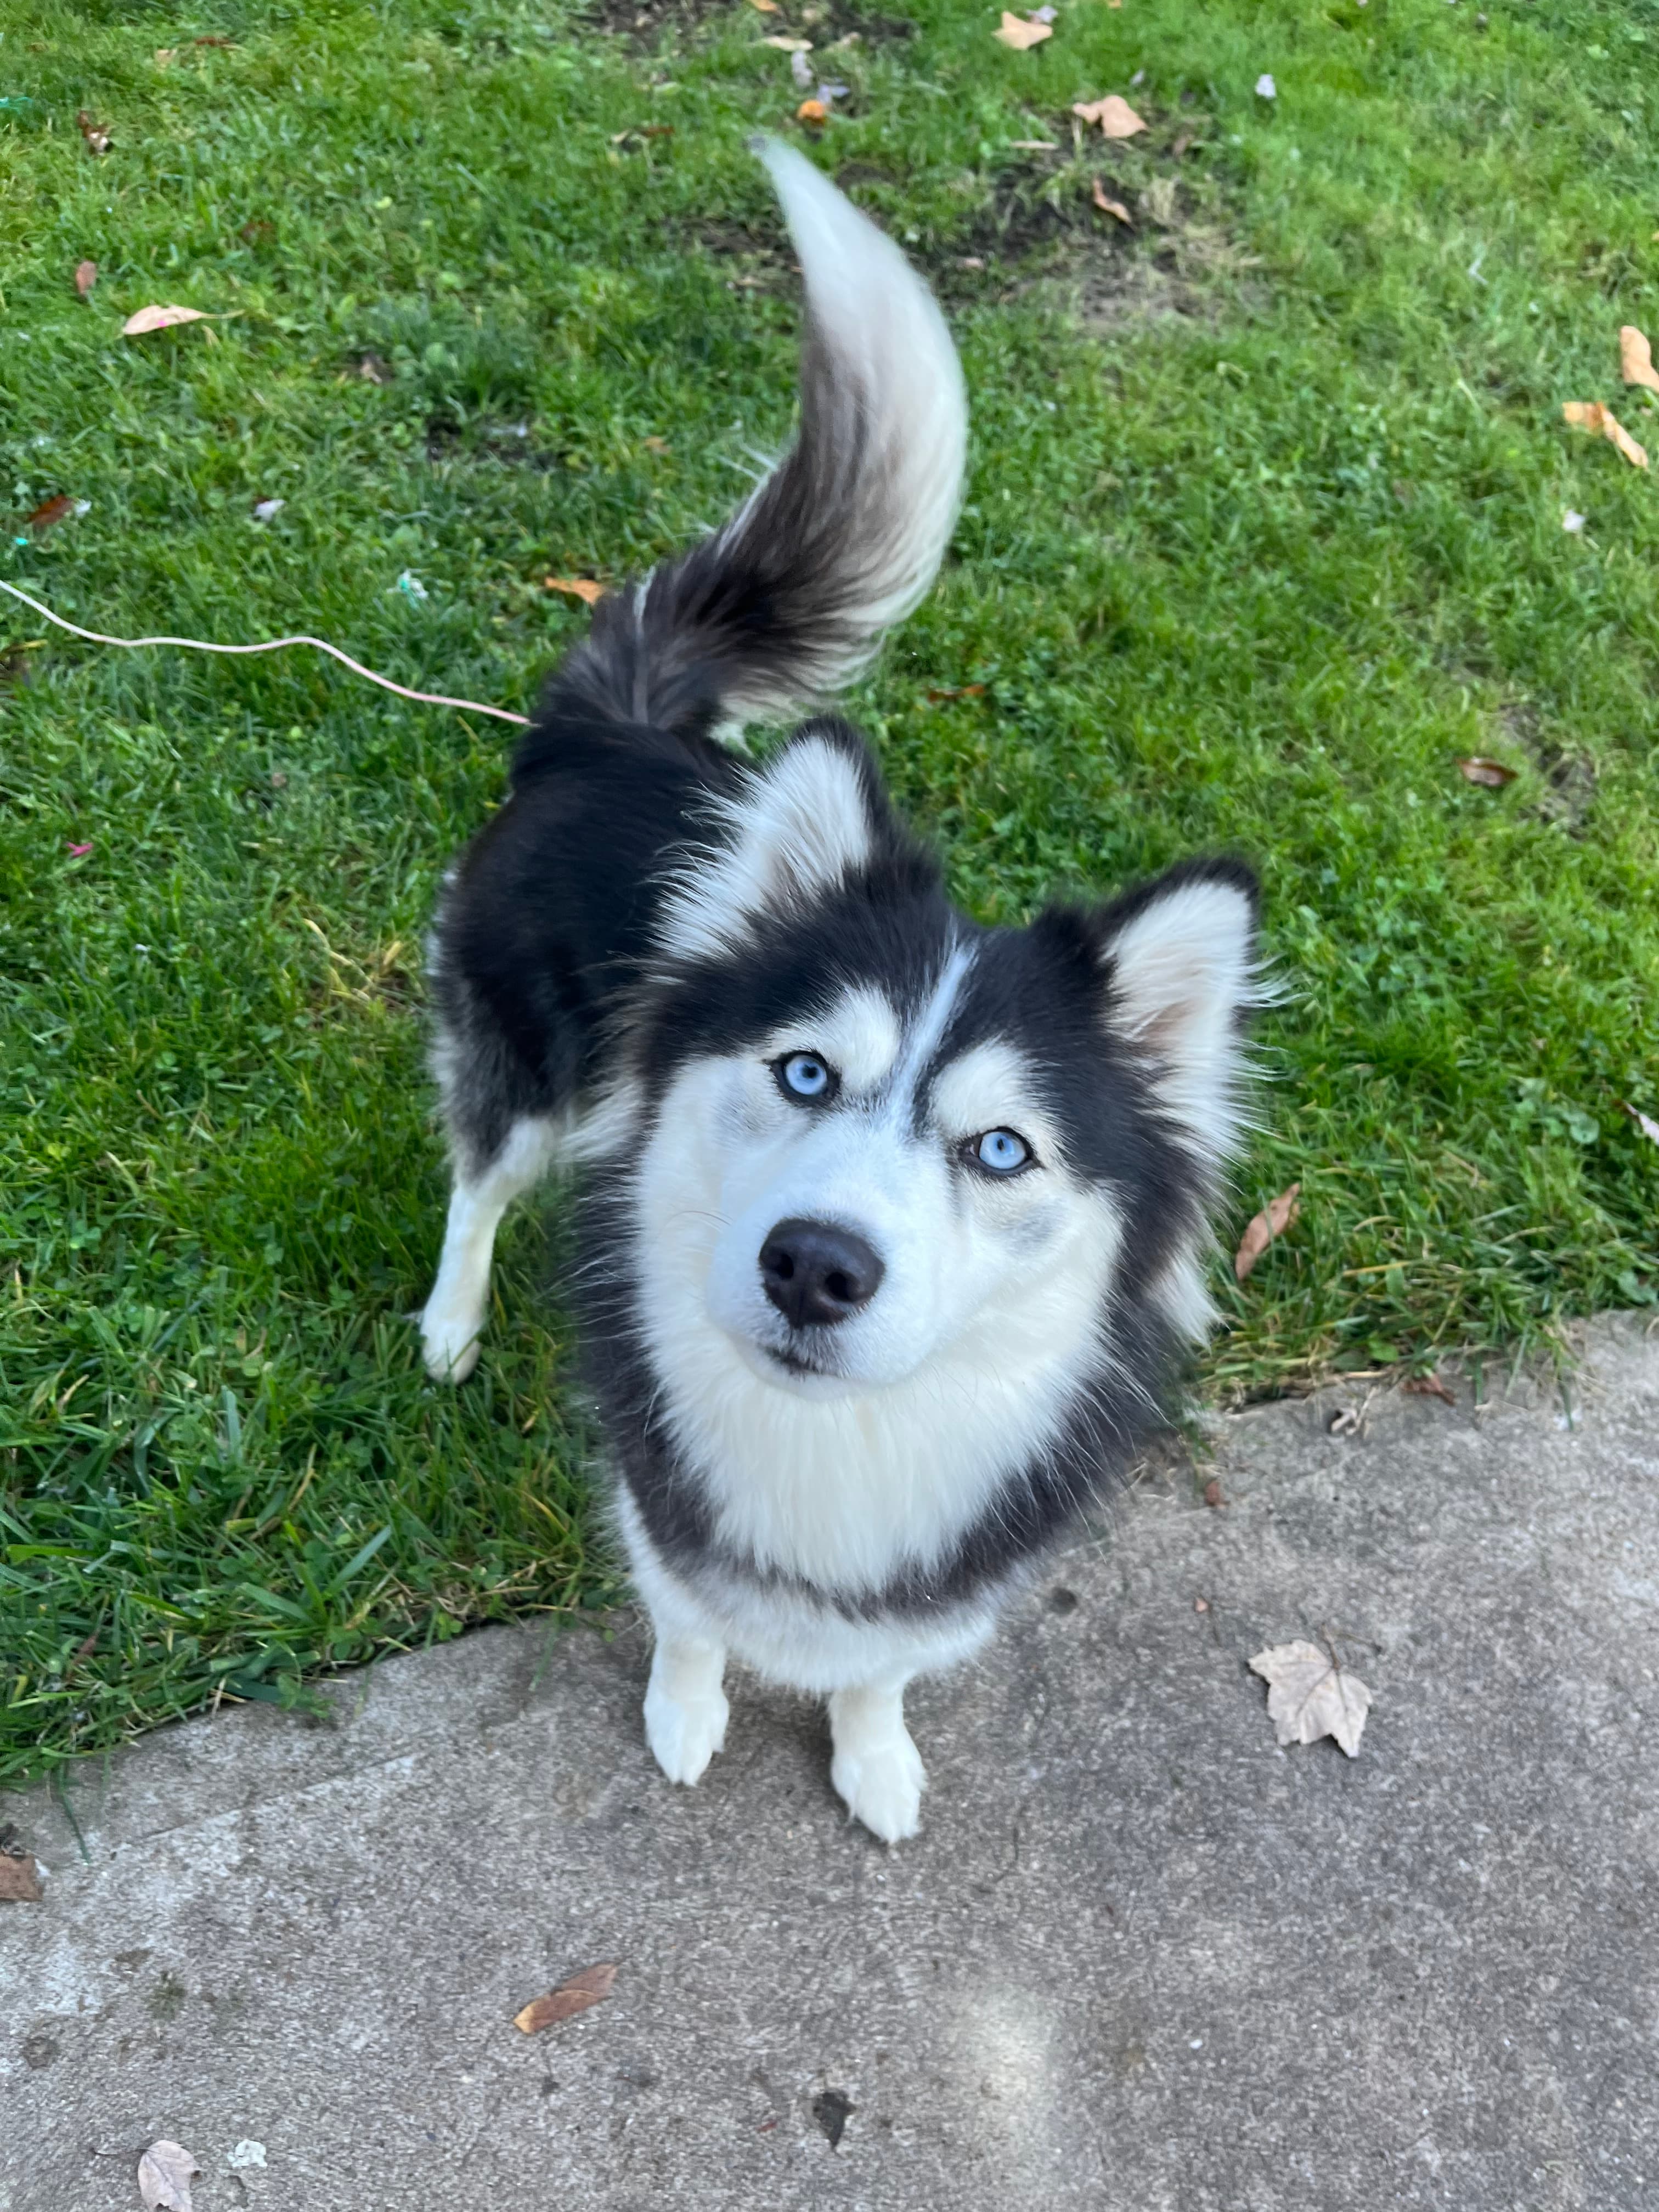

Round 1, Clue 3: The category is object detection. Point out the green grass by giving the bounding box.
[4,0,1658,1784]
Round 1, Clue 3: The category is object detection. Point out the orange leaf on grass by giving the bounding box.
[1234,1183,1300,1282]
[122,303,215,335]
[545,577,605,605]
[1074,94,1146,137]
[1457,757,1517,788]
[514,1962,618,2034]
[25,494,77,535]
[994,13,1053,49]
[797,97,828,121]
[1618,325,1659,396]
[1562,399,1648,470]
[1092,179,1131,222]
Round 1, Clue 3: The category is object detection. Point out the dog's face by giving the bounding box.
[622,724,1259,1402]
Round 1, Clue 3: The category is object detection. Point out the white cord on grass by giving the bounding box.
[0,577,533,726]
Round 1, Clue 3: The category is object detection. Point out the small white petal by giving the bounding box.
[1255,72,1277,98]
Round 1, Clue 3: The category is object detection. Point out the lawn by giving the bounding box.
[3,0,1658,1785]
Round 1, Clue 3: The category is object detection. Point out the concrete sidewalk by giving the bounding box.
[4,1316,1656,2211]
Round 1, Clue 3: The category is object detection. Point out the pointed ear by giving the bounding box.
[1094,860,1260,1165]
[654,721,889,964]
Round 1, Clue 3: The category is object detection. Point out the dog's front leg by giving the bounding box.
[829,1677,927,1843]
[644,1633,730,1787]
[420,1116,557,1383]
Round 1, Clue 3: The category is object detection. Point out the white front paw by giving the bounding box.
[831,1731,927,1843]
[420,1301,483,1383]
[645,1680,730,1786]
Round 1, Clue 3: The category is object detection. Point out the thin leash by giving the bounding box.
[0,577,533,727]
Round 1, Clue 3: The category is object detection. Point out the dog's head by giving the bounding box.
[620,721,1259,1402]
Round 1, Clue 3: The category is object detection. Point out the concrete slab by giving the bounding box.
[4,1316,1657,2211]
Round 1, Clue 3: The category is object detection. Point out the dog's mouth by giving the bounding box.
[764,1340,836,1381]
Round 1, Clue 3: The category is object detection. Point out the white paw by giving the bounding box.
[420,1301,483,1384]
[644,1681,730,1786]
[831,1731,927,1844]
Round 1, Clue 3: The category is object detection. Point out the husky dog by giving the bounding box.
[420,142,1258,1841]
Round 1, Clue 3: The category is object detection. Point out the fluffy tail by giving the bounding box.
[542,138,968,737]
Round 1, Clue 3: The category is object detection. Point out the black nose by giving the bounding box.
[759,1218,886,1330]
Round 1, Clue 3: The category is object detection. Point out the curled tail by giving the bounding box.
[541,138,968,738]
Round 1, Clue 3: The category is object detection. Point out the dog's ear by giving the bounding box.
[1050,860,1260,1168]
[655,721,894,963]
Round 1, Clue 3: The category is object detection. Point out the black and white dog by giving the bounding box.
[420,142,1258,1841]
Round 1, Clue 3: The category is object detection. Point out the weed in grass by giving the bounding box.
[3,0,1658,1782]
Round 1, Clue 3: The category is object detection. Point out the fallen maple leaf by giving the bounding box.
[1457,756,1517,788]
[1618,1101,1659,1147]
[25,494,78,535]
[138,2141,199,2212]
[1619,325,1659,395]
[1073,94,1146,137]
[514,1962,618,2033]
[1562,399,1648,470]
[1092,179,1132,222]
[76,110,112,154]
[1233,1182,1300,1282]
[1250,1640,1372,1757]
[1403,1371,1456,1405]
[546,577,605,605]
[74,259,98,297]
[797,97,828,121]
[0,1853,44,1902]
[994,12,1053,49]
[122,303,214,335]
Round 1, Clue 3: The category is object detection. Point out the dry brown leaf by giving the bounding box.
[1203,1477,1224,1509]
[994,12,1053,49]
[76,110,112,154]
[74,259,98,297]
[1618,1100,1659,1147]
[1092,179,1131,223]
[122,303,215,335]
[138,2141,199,2212]
[1620,325,1659,394]
[926,682,986,702]
[0,1853,44,1902]
[1403,1371,1457,1405]
[25,494,78,536]
[514,1962,618,2034]
[1562,399,1648,470]
[545,577,605,605]
[1233,1182,1300,1282]
[1250,1640,1372,1757]
[1457,756,1517,788]
[1073,94,1146,137]
[796,97,828,122]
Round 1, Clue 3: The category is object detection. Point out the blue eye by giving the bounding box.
[776,1052,836,1102]
[973,1128,1031,1175]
